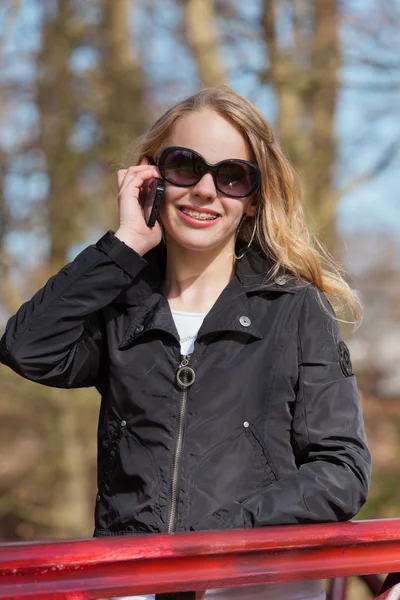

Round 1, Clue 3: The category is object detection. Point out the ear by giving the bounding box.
[139,156,149,166]
[244,196,258,217]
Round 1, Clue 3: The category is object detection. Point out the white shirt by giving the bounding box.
[171,309,207,355]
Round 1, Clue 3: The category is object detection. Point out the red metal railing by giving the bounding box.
[0,519,400,599]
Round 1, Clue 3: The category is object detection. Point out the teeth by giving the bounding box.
[181,208,218,220]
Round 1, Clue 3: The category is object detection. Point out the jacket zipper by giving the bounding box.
[167,354,196,533]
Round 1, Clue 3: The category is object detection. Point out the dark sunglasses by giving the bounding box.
[149,146,260,198]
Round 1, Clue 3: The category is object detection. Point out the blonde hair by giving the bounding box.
[133,86,361,325]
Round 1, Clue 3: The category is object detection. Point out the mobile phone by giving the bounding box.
[139,178,164,228]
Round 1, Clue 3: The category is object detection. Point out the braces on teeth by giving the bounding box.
[181,208,218,220]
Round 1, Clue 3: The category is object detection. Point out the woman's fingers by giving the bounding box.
[114,163,164,255]
[117,164,159,182]
[117,165,160,195]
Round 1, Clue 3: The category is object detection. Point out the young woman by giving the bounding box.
[0,87,371,600]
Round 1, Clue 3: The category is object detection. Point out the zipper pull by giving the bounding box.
[176,354,196,389]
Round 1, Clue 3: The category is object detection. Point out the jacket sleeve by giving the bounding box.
[193,286,372,530]
[0,231,147,389]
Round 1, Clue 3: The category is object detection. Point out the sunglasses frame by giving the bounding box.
[149,146,260,199]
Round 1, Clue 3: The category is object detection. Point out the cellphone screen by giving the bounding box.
[139,178,164,227]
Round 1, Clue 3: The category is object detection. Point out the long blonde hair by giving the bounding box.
[132,86,361,325]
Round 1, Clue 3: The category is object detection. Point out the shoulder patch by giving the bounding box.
[338,341,353,377]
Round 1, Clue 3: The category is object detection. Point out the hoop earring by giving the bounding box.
[234,216,257,260]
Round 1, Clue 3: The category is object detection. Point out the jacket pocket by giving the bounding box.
[245,422,278,483]
[183,422,277,528]
[99,420,124,487]
[101,423,162,532]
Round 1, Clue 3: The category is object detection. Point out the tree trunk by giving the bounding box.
[0,144,7,301]
[36,0,84,274]
[262,0,340,252]
[307,0,339,250]
[97,0,148,229]
[182,0,226,87]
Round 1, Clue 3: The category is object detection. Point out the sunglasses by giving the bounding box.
[149,146,260,198]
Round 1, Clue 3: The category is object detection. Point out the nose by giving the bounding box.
[191,172,217,200]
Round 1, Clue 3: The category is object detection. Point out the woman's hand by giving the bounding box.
[114,158,163,256]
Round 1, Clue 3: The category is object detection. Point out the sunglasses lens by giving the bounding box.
[217,162,258,197]
[162,149,200,185]
[160,148,259,197]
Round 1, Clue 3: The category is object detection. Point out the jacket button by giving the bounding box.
[96,494,101,501]
[243,421,250,428]
[239,316,251,327]
[135,324,144,333]
[121,420,127,427]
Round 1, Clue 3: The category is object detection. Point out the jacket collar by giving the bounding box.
[118,242,298,304]
[118,244,300,349]
[235,246,298,294]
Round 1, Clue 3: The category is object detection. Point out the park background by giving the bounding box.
[0,0,400,597]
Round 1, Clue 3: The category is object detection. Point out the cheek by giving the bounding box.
[159,186,175,217]
[159,184,187,225]
[162,184,184,207]
[227,198,248,222]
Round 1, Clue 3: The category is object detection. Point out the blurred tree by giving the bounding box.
[181,0,226,86]
[36,0,84,274]
[96,0,149,228]
[36,0,149,260]
[262,0,340,249]
[0,125,6,297]
[0,0,22,314]
[339,0,400,194]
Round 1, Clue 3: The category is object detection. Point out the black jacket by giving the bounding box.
[0,231,371,536]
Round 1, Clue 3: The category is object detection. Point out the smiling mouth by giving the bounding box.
[180,207,219,221]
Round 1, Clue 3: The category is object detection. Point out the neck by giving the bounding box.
[162,237,236,313]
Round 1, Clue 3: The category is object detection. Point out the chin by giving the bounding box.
[171,235,221,252]
[164,228,232,253]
